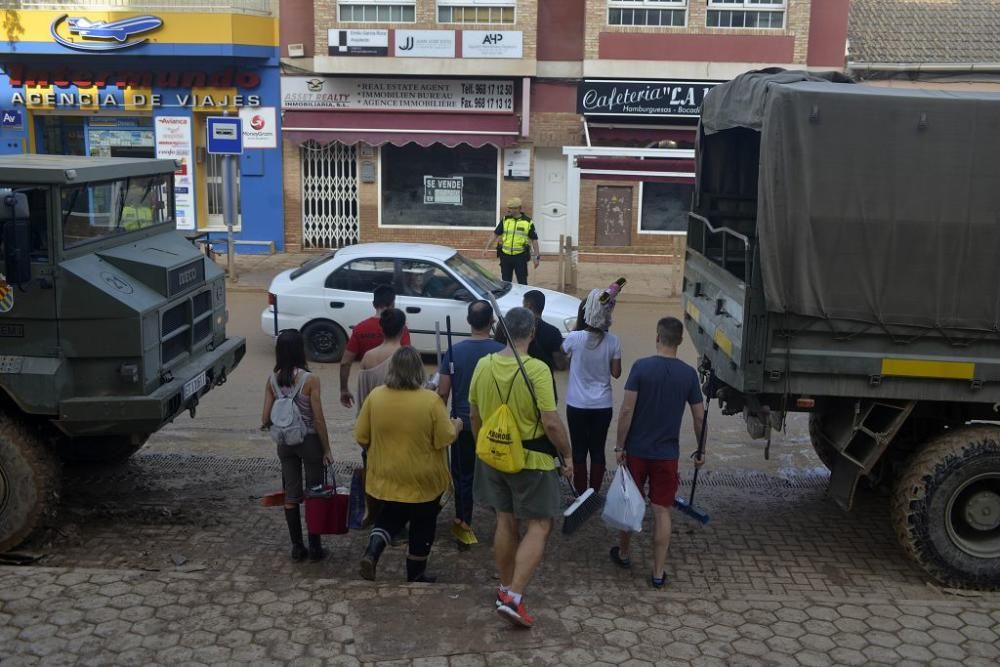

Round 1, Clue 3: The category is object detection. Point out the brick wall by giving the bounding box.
[584,0,813,64]
[314,0,539,62]
[283,140,303,252]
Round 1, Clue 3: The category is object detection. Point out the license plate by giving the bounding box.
[182,371,207,401]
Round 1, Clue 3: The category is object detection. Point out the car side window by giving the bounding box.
[399,260,461,299]
[325,258,397,292]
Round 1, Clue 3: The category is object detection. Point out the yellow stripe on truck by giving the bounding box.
[685,302,700,323]
[713,328,733,357]
[880,358,975,380]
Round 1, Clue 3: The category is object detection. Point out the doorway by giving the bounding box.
[205,152,242,230]
[595,185,633,246]
[532,148,568,254]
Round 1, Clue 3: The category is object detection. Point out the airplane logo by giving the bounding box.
[50,14,163,51]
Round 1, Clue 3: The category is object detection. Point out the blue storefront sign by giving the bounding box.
[1,109,22,129]
[206,117,243,155]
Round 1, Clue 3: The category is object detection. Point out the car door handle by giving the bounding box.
[330,301,345,309]
[406,307,421,314]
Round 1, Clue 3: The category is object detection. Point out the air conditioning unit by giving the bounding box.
[287,43,305,58]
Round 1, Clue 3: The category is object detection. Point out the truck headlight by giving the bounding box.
[563,317,577,332]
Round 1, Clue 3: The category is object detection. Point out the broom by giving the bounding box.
[673,401,711,525]
[484,292,602,535]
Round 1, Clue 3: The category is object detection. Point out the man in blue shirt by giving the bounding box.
[437,300,504,540]
[611,317,705,589]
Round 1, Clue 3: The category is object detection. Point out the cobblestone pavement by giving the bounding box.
[3,454,999,665]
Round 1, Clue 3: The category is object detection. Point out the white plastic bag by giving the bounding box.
[602,465,646,533]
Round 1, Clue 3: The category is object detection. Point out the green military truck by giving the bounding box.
[0,155,245,552]
[684,70,1000,588]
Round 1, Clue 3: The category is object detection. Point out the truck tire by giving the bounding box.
[808,413,838,471]
[0,415,59,553]
[302,320,347,364]
[892,425,1000,589]
[55,434,149,465]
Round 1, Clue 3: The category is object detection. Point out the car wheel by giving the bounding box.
[302,320,347,363]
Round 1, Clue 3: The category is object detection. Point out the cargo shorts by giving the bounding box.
[473,458,562,520]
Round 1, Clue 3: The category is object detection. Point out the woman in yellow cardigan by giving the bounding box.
[355,346,462,582]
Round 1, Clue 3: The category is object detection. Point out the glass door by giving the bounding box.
[205,152,241,230]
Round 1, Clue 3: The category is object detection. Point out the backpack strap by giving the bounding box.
[489,355,521,405]
[272,370,309,398]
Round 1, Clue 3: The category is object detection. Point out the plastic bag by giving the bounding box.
[602,466,645,533]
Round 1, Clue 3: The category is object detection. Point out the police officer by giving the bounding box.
[483,197,539,285]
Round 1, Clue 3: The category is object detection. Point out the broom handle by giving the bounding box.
[688,401,709,504]
[484,291,579,499]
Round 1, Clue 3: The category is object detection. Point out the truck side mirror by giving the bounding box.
[3,194,32,284]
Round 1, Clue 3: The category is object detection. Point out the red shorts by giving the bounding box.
[626,457,679,508]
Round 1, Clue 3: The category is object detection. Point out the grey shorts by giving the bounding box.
[473,458,562,520]
[277,433,324,504]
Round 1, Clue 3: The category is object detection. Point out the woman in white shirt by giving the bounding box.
[562,289,622,494]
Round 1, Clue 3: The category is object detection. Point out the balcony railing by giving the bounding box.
[13,0,275,15]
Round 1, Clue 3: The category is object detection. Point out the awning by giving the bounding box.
[282,111,520,148]
[586,124,696,148]
[577,156,695,184]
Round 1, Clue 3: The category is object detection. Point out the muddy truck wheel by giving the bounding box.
[55,434,149,465]
[892,425,1000,589]
[808,413,838,471]
[0,414,59,553]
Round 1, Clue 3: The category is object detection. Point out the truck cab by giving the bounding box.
[0,155,245,551]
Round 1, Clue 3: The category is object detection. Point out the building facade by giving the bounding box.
[279,0,849,263]
[0,1,284,252]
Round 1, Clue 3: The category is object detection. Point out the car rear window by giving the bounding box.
[290,251,337,280]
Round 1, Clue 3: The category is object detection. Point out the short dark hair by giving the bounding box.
[373,285,396,309]
[379,308,406,339]
[523,290,545,315]
[467,300,494,331]
[657,317,684,347]
[274,329,308,387]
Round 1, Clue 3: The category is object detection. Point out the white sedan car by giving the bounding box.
[261,243,582,362]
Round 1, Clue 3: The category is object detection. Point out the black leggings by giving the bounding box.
[374,498,441,558]
[567,406,613,466]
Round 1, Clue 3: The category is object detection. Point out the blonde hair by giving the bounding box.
[385,346,426,390]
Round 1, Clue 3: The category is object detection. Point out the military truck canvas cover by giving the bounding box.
[698,69,1000,333]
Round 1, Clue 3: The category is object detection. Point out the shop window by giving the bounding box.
[380,144,499,229]
[608,0,686,27]
[707,0,785,28]
[399,259,462,299]
[639,182,694,234]
[438,0,515,24]
[325,258,396,292]
[338,0,416,22]
[61,175,172,249]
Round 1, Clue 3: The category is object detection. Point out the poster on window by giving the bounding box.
[154,116,195,231]
[423,176,463,206]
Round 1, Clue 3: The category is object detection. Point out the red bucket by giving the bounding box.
[304,487,349,535]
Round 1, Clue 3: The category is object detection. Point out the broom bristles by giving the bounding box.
[562,488,602,535]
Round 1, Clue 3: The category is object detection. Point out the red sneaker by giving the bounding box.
[496,592,535,628]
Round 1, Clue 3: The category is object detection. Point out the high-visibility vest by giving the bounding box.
[499,216,532,256]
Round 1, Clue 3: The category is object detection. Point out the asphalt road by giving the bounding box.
[146,291,818,475]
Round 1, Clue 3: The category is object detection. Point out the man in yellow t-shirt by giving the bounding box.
[470,307,572,629]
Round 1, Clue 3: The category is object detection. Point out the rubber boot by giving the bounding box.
[284,507,307,562]
[573,464,588,496]
[359,529,389,581]
[589,464,607,494]
[307,533,326,562]
[406,557,437,583]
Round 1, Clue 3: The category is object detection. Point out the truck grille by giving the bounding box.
[161,288,214,366]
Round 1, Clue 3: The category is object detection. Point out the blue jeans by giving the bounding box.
[451,430,476,525]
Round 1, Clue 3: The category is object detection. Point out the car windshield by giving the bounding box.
[446,252,512,298]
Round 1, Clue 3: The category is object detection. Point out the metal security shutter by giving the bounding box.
[300,142,359,248]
